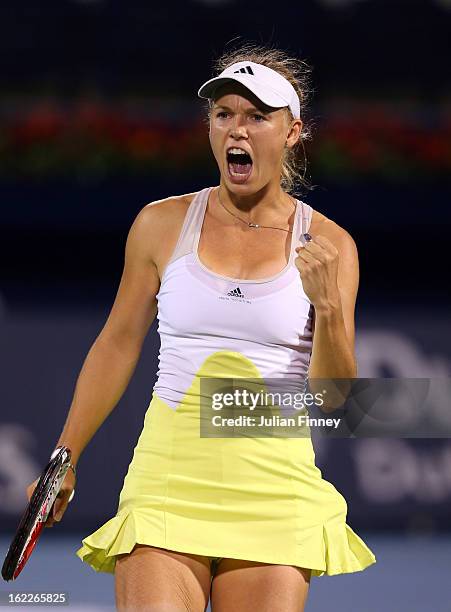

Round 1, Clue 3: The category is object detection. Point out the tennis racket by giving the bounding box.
[1,446,74,581]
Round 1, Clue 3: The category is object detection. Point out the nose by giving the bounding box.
[229,115,248,140]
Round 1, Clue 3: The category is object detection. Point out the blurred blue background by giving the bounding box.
[1,0,450,610]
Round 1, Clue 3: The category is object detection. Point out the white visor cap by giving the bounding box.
[198,61,300,119]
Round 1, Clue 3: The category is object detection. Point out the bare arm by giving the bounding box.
[27,197,186,525]
[295,222,359,412]
[54,203,163,467]
[308,226,359,380]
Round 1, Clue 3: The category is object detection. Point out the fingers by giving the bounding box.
[47,491,72,526]
[295,233,338,263]
[27,479,53,528]
[27,467,76,529]
[51,469,76,523]
[45,497,67,527]
[299,234,338,256]
[26,478,39,502]
[43,486,75,527]
[52,487,73,522]
[295,242,316,265]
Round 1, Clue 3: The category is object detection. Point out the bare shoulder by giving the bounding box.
[135,190,197,230]
[129,190,198,243]
[310,209,358,257]
[127,190,199,276]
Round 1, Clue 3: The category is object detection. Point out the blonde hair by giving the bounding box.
[207,42,314,194]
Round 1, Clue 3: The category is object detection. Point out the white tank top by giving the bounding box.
[153,186,314,409]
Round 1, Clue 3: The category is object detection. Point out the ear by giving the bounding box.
[286,119,303,149]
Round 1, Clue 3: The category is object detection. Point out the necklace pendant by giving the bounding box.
[249,222,259,228]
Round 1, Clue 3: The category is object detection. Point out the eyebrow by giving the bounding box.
[212,104,271,115]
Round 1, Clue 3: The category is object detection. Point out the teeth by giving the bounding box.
[228,147,250,156]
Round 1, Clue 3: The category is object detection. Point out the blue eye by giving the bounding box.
[252,114,265,121]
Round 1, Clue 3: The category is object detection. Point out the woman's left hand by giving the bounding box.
[294,235,341,311]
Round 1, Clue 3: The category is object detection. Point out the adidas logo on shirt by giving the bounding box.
[220,286,250,304]
[226,287,245,298]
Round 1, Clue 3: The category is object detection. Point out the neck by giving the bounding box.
[218,181,293,214]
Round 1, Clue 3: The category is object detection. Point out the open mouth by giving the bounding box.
[226,147,253,180]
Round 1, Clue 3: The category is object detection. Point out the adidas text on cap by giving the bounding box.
[198,61,301,119]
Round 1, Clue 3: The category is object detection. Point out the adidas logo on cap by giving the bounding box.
[233,66,254,75]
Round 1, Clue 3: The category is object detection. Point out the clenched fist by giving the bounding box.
[294,234,341,311]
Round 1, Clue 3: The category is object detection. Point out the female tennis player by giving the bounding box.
[27,44,376,611]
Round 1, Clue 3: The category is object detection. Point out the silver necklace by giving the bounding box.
[217,188,295,233]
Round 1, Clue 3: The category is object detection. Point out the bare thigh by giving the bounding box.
[210,558,311,612]
[115,544,212,612]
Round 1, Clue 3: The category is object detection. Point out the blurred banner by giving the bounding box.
[0,99,449,187]
[0,305,450,534]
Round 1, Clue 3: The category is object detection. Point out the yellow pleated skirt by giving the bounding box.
[76,352,376,578]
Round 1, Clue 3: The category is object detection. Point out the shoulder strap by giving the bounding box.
[166,187,211,266]
[294,199,313,248]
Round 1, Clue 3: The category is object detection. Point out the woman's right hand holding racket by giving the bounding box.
[26,467,76,528]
